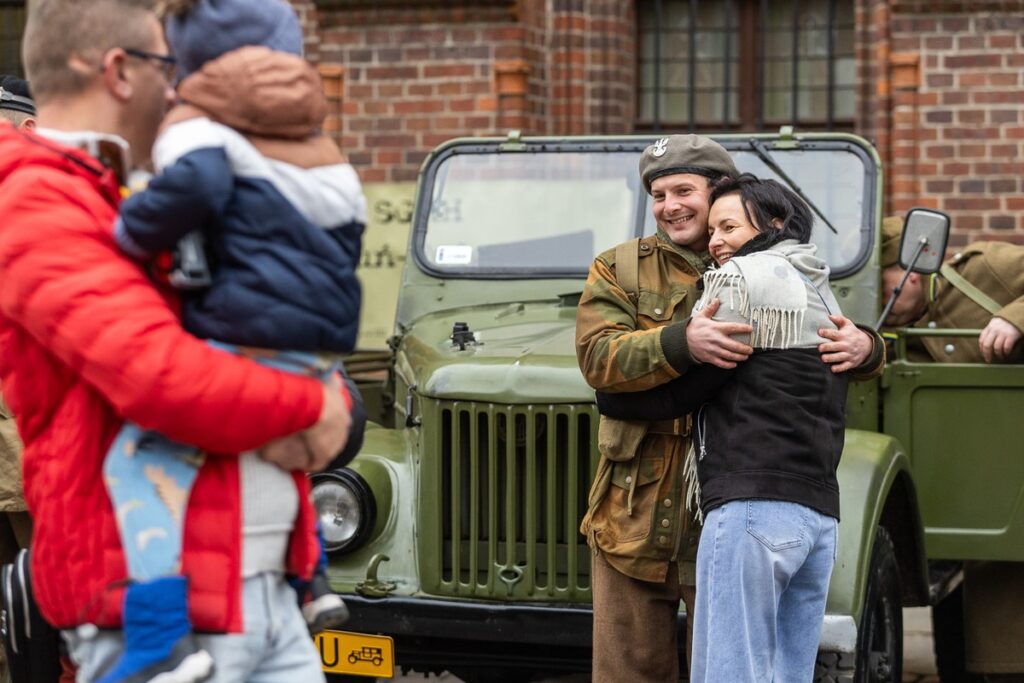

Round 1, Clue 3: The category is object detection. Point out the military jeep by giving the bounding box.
[314,131,1024,682]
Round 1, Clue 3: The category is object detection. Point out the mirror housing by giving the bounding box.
[899,208,950,274]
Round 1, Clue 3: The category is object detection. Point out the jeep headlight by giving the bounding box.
[311,469,376,553]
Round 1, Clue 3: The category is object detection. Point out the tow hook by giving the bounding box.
[356,553,396,598]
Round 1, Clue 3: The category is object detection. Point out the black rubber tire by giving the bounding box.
[932,583,984,683]
[815,526,902,683]
[854,526,903,683]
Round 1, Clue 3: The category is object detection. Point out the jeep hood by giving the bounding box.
[398,301,595,403]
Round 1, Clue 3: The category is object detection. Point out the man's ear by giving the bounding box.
[20,117,36,131]
[98,49,132,101]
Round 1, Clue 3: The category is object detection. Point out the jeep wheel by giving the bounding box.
[814,526,902,683]
[856,526,903,682]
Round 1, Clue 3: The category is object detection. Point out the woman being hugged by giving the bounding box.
[598,173,850,682]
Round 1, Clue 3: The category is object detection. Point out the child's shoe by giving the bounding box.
[96,576,214,683]
[302,572,349,634]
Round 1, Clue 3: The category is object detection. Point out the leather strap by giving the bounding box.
[647,416,690,436]
[940,262,1002,315]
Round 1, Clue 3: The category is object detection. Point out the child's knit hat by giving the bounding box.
[164,0,304,81]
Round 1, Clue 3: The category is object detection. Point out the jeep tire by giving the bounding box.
[815,526,902,683]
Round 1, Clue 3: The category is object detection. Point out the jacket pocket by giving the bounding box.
[597,417,648,463]
[637,290,687,325]
[603,451,665,542]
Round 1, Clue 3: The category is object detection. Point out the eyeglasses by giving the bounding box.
[123,48,177,82]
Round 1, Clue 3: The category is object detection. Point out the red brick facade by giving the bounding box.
[292,0,1023,244]
[859,0,1024,245]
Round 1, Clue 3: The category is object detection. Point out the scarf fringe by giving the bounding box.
[700,268,806,349]
[683,441,703,525]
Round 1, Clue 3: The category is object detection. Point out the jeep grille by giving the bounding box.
[422,400,599,601]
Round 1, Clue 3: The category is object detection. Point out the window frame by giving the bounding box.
[636,0,855,133]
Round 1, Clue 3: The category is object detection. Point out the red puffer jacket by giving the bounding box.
[0,123,323,632]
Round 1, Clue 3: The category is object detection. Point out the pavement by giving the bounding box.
[390,607,942,681]
[903,606,940,683]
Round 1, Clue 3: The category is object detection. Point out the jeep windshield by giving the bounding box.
[416,138,874,279]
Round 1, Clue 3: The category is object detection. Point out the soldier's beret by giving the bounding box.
[881,215,903,267]
[639,134,739,194]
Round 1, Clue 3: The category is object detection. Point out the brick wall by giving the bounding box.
[288,0,635,183]
[289,0,1022,247]
[860,0,1024,245]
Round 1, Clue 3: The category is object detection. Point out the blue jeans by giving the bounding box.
[63,572,326,682]
[690,499,837,683]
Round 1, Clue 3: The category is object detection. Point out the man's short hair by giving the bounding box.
[22,0,157,104]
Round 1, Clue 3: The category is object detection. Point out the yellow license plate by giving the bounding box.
[317,630,395,678]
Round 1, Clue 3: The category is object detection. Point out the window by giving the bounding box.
[0,1,26,77]
[638,0,854,131]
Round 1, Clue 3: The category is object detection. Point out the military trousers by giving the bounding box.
[591,550,696,682]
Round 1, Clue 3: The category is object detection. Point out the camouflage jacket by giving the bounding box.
[911,241,1024,363]
[576,232,707,584]
[0,394,25,512]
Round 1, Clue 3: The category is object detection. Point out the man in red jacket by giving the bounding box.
[0,1,350,681]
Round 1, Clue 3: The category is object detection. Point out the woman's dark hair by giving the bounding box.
[708,173,814,256]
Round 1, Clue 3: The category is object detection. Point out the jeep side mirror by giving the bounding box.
[899,208,950,275]
[876,208,951,329]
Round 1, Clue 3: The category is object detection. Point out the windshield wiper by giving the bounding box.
[747,138,838,235]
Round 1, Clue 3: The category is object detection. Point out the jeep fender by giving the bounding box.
[822,429,929,651]
[323,424,421,593]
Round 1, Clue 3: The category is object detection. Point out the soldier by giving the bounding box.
[575,134,883,682]
[0,76,37,132]
[0,74,36,683]
[881,215,1024,680]
[880,215,1024,363]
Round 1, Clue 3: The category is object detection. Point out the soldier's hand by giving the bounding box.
[979,316,1023,363]
[686,299,753,369]
[818,314,872,373]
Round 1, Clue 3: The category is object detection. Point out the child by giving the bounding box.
[98,1,366,682]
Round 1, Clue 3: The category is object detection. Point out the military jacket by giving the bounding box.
[576,232,707,584]
[0,394,25,512]
[912,242,1024,363]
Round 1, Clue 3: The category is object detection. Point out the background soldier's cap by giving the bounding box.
[881,215,903,267]
[0,75,35,116]
[639,134,738,194]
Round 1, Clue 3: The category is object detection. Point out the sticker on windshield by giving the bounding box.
[436,245,473,265]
